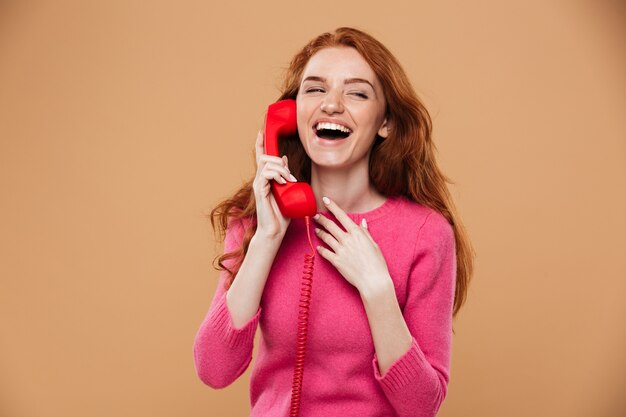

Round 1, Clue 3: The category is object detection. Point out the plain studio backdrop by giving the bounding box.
[0,1,624,416]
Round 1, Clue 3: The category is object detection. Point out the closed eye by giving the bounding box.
[352,92,368,99]
[306,87,325,93]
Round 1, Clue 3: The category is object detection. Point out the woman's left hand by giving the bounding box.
[313,196,392,294]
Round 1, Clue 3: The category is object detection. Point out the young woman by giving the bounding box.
[193,27,475,417]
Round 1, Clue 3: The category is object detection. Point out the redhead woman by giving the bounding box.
[193,27,475,417]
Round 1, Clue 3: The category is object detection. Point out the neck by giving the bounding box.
[310,157,386,214]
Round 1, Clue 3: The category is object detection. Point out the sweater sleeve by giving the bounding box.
[193,217,262,389]
[371,211,457,417]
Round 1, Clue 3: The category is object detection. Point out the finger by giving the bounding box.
[255,130,265,164]
[261,168,288,184]
[320,196,358,232]
[314,227,339,252]
[259,154,291,170]
[360,218,377,245]
[262,162,296,182]
[313,213,345,242]
[316,244,336,265]
[281,155,297,181]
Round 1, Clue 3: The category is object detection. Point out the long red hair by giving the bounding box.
[207,27,475,318]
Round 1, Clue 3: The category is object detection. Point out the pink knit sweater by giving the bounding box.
[193,195,457,417]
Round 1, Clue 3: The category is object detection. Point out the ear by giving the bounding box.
[377,117,391,139]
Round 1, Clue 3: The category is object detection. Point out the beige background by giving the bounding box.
[0,1,625,416]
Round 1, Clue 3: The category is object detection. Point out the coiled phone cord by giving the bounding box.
[289,215,316,417]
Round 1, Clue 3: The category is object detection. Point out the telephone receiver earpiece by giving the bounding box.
[264,99,317,218]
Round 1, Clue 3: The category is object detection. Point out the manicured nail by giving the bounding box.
[289,174,297,182]
[313,214,320,220]
[322,196,330,205]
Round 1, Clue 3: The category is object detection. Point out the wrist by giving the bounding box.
[359,274,394,302]
[250,232,284,251]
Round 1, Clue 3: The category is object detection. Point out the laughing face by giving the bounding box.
[295,46,389,170]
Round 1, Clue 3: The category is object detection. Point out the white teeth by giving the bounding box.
[315,122,352,134]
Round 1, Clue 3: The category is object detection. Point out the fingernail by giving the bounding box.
[313,214,320,220]
[361,218,367,228]
[322,196,330,205]
[289,174,297,182]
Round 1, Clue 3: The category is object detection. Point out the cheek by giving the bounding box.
[296,112,309,136]
[296,101,315,136]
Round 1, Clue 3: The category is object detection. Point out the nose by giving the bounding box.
[320,90,344,114]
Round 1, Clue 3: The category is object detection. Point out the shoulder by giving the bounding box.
[227,215,255,231]
[225,215,255,246]
[389,196,454,252]
[391,196,452,234]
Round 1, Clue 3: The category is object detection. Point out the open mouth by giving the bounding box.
[313,122,352,141]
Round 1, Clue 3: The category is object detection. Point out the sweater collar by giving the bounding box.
[307,195,404,225]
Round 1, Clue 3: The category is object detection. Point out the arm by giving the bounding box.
[192,218,281,388]
[360,279,413,377]
[226,232,283,328]
[363,211,457,417]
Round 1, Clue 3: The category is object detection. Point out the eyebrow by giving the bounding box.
[302,76,376,91]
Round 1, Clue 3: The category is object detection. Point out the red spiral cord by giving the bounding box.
[289,215,316,417]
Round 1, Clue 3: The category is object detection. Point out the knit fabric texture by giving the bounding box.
[193,195,457,417]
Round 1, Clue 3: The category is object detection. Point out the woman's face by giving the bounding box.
[296,46,389,170]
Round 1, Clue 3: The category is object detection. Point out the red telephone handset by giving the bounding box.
[264,99,317,416]
[264,99,317,218]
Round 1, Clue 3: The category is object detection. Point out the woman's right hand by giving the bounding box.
[253,130,297,242]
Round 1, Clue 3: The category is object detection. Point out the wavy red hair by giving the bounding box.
[207,27,475,319]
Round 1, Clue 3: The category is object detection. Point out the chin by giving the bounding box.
[310,156,351,169]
